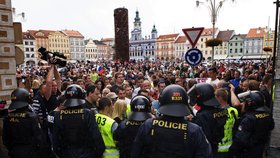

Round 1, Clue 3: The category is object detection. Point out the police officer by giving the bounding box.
[113,95,153,158]
[188,83,227,157]
[3,88,44,158]
[131,85,212,158]
[52,84,105,158]
[229,91,274,158]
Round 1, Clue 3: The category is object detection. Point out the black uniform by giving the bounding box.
[229,106,274,158]
[3,108,44,158]
[52,106,105,158]
[131,116,212,158]
[114,95,153,158]
[131,85,212,158]
[193,107,227,155]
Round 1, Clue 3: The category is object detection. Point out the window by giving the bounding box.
[230,49,232,53]
[240,48,243,53]
[235,43,238,46]
[31,54,34,58]
[25,48,29,51]
[30,42,34,45]
[25,41,28,45]
[31,48,34,51]
[26,54,30,58]
[201,38,203,42]
[235,49,237,53]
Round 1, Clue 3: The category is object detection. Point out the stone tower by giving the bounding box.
[114,8,129,63]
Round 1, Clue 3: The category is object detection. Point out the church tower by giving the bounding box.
[151,25,158,39]
[131,10,142,41]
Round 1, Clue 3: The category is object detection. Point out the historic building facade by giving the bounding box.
[129,10,158,61]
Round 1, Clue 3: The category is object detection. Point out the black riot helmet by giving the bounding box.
[63,84,86,107]
[9,88,31,110]
[128,95,153,121]
[158,84,190,117]
[187,83,219,107]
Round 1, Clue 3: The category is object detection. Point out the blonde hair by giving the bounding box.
[32,79,41,89]
[112,100,127,120]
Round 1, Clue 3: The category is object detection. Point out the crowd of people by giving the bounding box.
[0,58,275,158]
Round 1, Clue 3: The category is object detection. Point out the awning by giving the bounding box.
[214,55,228,60]
[241,55,270,60]
[226,56,242,60]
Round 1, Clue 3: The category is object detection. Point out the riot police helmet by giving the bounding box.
[128,95,153,121]
[187,83,219,107]
[9,88,31,110]
[63,84,86,107]
[158,84,190,117]
[249,91,265,108]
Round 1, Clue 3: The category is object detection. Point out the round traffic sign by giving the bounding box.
[185,48,203,66]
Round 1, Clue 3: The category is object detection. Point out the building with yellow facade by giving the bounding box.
[48,31,70,59]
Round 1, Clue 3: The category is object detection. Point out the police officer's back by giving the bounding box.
[229,91,274,158]
[113,95,153,158]
[52,84,105,158]
[131,85,212,158]
[188,83,227,156]
[3,88,44,158]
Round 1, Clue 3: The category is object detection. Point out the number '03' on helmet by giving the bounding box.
[63,84,86,107]
[158,85,190,117]
[9,88,31,110]
[128,95,153,121]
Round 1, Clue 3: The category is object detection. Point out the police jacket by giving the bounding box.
[130,116,212,158]
[3,107,44,158]
[113,119,144,158]
[193,106,227,154]
[229,106,274,158]
[52,106,105,158]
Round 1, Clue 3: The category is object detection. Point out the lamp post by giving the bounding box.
[196,0,234,62]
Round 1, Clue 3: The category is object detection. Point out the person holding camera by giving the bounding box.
[229,91,274,158]
[32,64,61,158]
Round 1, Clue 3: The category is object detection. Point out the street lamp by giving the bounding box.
[12,7,25,22]
[196,0,234,62]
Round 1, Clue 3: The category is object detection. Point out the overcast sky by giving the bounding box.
[12,0,276,40]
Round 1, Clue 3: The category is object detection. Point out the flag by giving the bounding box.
[97,66,104,75]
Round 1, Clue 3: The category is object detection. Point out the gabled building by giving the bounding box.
[174,36,187,60]
[101,38,115,60]
[196,28,219,60]
[129,10,157,61]
[93,40,108,60]
[243,27,265,59]
[263,28,274,57]
[62,29,85,61]
[85,39,98,61]
[228,34,246,59]
[48,31,70,59]
[28,29,54,62]
[22,32,36,66]
[215,30,235,60]
[156,33,179,60]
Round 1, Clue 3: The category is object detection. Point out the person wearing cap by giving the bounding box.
[3,88,44,158]
[131,85,212,158]
[52,84,105,158]
[113,95,153,158]
[188,83,228,157]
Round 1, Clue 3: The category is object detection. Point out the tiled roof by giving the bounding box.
[217,30,235,42]
[246,28,265,38]
[175,36,187,43]
[101,38,114,42]
[28,30,55,38]
[157,33,179,40]
[22,32,35,40]
[93,40,106,45]
[63,30,84,38]
[201,28,218,36]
